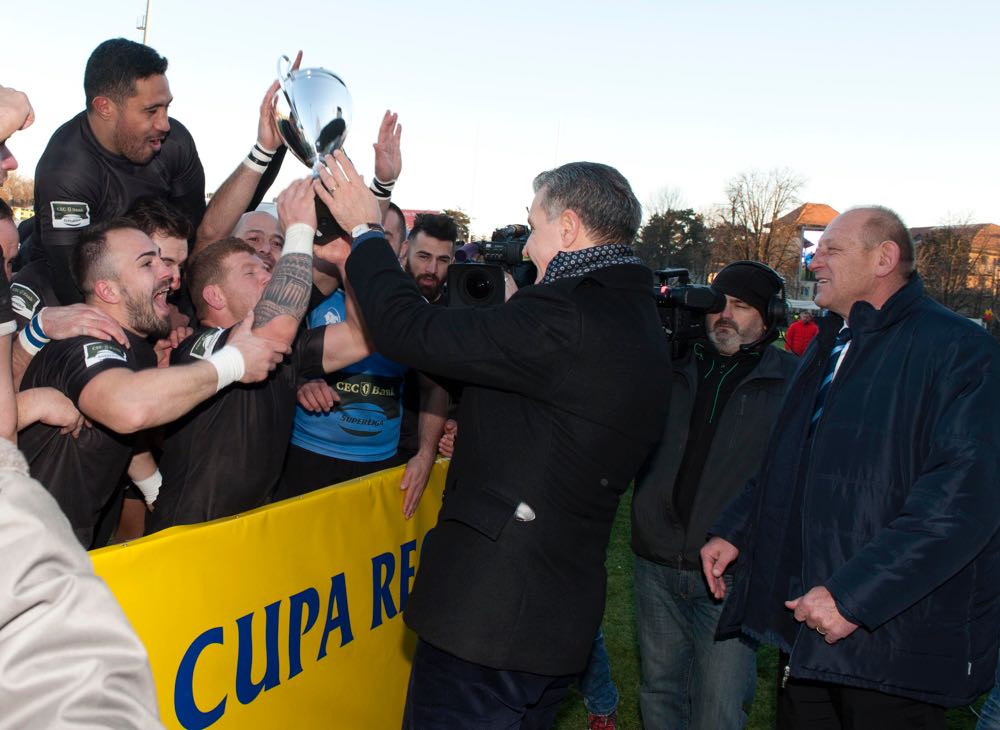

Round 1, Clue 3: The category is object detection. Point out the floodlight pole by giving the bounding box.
[138,0,153,45]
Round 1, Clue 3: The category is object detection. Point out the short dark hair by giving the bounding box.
[385,202,407,239]
[186,237,256,320]
[72,218,139,297]
[850,205,915,277]
[409,213,458,244]
[533,162,642,245]
[84,38,168,108]
[0,198,12,223]
[125,196,193,241]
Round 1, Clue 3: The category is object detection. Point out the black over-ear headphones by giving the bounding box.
[713,260,789,351]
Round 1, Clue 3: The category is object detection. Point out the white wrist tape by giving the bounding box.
[133,470,163,506]
[207,345,246,392]
[18,312,51,355]
[369,175,396,200]
[242,142,277,173]
[281,223,316,257]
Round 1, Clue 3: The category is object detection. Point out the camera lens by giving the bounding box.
[464,271,495,301]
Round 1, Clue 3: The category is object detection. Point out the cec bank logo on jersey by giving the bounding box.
[83,341,128,368]
[9,283,40,320]
[51,201,91,229]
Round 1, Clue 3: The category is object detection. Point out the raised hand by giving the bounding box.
[258,51,302,151]
[0,86,34,139]
[313,150,382,234]
[373,110,402,184]
[277,177,317,231]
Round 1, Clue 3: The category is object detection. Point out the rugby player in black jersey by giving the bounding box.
[146,180,372,532]
[17,220,290,548]
[32,38,282,306]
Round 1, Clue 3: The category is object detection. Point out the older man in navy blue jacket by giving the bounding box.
[702,206,1000,727]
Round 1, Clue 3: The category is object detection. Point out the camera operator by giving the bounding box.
[631,262,797,729]
[316,151,670,728]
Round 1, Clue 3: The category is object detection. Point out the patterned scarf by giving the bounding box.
[540,243,642,284]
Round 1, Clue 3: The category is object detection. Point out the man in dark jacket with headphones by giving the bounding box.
[703,207,1000,727]
[631,261,796,729]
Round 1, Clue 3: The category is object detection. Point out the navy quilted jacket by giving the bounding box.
[714,275,1000,707]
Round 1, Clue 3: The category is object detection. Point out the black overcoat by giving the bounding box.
[346,237,670,675]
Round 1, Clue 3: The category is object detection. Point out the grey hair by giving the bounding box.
[532,162,642,245]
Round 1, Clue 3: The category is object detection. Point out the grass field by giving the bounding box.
[550,491,987,729]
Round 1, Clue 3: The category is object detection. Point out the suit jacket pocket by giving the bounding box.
[440,486,517,541]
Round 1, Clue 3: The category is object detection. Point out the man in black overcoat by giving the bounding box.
[316,151,671,728]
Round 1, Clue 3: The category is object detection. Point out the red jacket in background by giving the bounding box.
[785,318,819,355]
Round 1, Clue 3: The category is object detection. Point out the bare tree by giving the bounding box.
[710,168,805,276]
[0,172,33,207]
[645,186,686,218]
[915,218,999,316]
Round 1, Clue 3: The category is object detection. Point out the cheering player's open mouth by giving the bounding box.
[152,283,171,317]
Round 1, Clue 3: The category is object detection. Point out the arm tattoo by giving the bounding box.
[253,253,313,329]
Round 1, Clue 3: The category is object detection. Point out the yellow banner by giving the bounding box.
[91,462,446,730]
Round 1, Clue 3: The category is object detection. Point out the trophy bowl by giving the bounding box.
[275,55,353,174]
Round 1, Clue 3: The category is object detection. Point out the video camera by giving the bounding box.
[447,224,537,308]
[654,268,725,358]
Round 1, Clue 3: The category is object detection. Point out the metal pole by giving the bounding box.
[142,0,152,45]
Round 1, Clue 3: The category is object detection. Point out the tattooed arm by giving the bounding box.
[251,179,317,346]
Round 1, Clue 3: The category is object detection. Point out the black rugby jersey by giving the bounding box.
[33,112,206,305]
[33,111,285,305]
[10,259,57,330]
[19,329,156,548]
[147,324,325,533]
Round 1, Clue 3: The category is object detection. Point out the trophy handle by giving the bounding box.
[277,55,293,93]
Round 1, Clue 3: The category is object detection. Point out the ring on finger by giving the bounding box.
[816,627,826,635]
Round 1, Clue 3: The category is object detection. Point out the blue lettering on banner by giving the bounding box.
[317,573,354,659]
[371,540,419,629]
[173,542,420,728]
[371,552,397,629]
[288,587,320,680]
[175,627,226,730]
[174,573,354,729]
[400,540,417,612]
[235,600,282,705]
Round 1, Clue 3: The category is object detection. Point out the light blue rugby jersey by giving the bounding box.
[290,290,409,461]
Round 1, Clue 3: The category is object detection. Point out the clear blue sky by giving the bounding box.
[5,0,999,236]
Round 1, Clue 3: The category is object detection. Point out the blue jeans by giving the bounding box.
[978,646,1000,729]
[634,556,757,730]
[579,627,619,716]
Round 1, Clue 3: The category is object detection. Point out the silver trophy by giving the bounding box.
[275,55,353,176]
